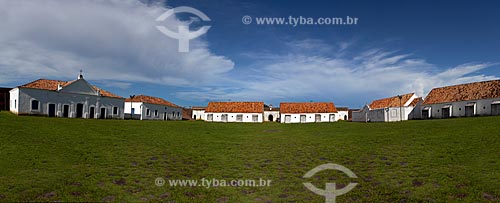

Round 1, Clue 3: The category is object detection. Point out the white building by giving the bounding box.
[205,102,264,123]
[9,74,125,119]
[421,79,500,119]
[280,102,338,123]
[352,93,421,122]
[191,106,206,120]
[264,105,280,122]
[336,107,349,120]
[124,95,182,120]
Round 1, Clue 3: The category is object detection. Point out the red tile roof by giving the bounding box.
[205,102,264,113]
[125,95,180,108]
[19,79,122,98]
[280,102,338,113]
[368,93,414,109]
[409,97,422,106]
[423,79,500,105]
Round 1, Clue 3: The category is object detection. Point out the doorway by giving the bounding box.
[300,115,306,123]
[63,105,69,118]
[268,114,274,122]
[100,108,106,119]
[89,107,95,119]
[329,114,335,122]
[285,115,291,123]
[465,105,475,117]
[492,104,500,116]
[442,107,451,118]
[48,104,56,117]
[76,103,84,118]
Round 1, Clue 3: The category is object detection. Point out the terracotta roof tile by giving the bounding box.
[423,79,500,105]
[409,97,422,106]
[280,102,338,113]
[19,79,122,98]
[368,93,414,109]
[125,95,180,108]
[205,102,264,113]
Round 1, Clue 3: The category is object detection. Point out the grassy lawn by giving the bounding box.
[0,111,499,202]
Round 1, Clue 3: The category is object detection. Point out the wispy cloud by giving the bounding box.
[0,0,234,88]
[177,40,498,107]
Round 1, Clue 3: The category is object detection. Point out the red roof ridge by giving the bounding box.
[423,79,500,105]
[368,93,415,109]
[205,101,264,113]
[18,78,123,99]
[125,95,180,107]
[280,102,338,113]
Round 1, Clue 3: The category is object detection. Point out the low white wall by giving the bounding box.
[421,98,500,119]
[12,87,124,119]
[205,112,263,123]
[280,113,337,123]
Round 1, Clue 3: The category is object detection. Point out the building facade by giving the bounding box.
[191,106,206,120]
[9,75,124,119]
[280,102,338,123]
[352,93,421,122]
[124,95,182,120]
[421,80,500,119]
[264,105,280,122]
[205,102,264,123]
[336,107,349,120]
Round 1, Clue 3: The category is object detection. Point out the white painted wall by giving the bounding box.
[264,110,280,122]
[280,113,338,123]
[352,105,414,122]
[337,110,349,120]
[124,102,182,120]
[10,87,124,119]
[192,109,206,120]
[421,98,500,119]
[205,112,263,123]
[9,88,19,113]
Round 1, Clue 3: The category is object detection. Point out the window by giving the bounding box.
[177,112,180,118]
[391,109,397,117]
[207,114,213,121]
[236,114,243,122]
[146,109,150,116]
[172,111,175,118]
[131,108,135,114]
[252,115,258,122]
[155,110,158,117]
[31,100,39,111]
[113,106,118,115]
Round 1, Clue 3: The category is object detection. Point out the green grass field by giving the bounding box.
[0,112,499,202]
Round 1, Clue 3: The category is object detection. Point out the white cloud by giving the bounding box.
[0,0,234,87]
[177,40,498,107]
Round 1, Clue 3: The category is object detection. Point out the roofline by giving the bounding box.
[16,86,124,99]
[427,79,500,91]
[422,97,500,105]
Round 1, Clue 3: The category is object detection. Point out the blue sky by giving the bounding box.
[0,0,499,108]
